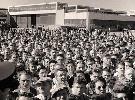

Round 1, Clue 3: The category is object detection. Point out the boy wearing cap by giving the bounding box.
[69,76,90,100]
[35,78,52,100]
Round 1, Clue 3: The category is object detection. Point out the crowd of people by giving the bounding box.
[0,27,135,100]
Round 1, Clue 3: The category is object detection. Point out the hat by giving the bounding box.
[35,77,52,85]
[0,62,18,90]
[0,62,15,81]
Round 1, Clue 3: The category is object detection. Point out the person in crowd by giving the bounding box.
[56,54,65,65]
[114,63,125,80]
[66,59,76,88]
[48,60,57,78]
[102,68,114,93]
[35,78,52,100]
[124,68,135,100]
[91,77,112,100]
[1,25,135,100]
[87,68,101,95]
[69,76,90,100]
[51,66,69,92]
[12,71,37,99]
[38,67,49,80]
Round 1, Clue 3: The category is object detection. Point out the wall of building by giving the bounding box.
[64,12,88,27]
[36,14,56,27]
[89,12,135,21]
[56,9,64,26]
[65,12,88,19]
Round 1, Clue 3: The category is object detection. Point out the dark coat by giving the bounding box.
[69,94,90,100]
[91,93,112,100]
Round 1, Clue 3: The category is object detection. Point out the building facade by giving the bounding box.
[8,2,135,30]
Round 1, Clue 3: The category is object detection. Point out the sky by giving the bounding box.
[1,0,135,11]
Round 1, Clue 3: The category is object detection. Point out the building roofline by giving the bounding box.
[8,2,59,8]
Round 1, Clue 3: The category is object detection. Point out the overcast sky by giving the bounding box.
[1,0,135,11]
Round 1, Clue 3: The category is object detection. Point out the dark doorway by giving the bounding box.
[31,14,36,28]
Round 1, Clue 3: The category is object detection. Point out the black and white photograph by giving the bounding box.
[0,0,135,100]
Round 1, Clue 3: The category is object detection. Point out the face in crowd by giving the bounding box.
[50,62,56,73]
[116,63,125,78]
[72,82,86,96]
[29,62,37,73]
[86,60,94,72]
[36,81,52,96]
[38,68,48,79]
[102,70,111,83]
[90,71,100,82]
[95,80,106,95]
[66,51,72,59]
[19,73,31,90]
[56,55,64,65]
[125,68,134,81]
[66,63,75,75]
[55,69,67,84]
[124,61,132,70]
[76,63,85,71]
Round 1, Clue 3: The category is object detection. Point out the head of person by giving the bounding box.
[86,58,94,72]
[50,48,57,59]
[122,49,129,58]
[71,77,87,96]
[102,68,111,83]
[43,57,50,67]
[103,54,111,65]
[95,56,101,64]
[111,54,117,64]
[36,78,52,96]
[56,54,64,65]
[114,46,121,54]
[83,49,89,60]
[125,67,135,81]
[76,56,83,64]
[94,77,106,95]
[85,42,91,49]
[18,71,31,90]
[44,47,50,55]
[66,59,75,75]
[22,51,28,61]
[76,61,85,72]
[35,55,41,62]
[124,60,132,70]
[74,47,81,57]
[90,69,101,82]
[38,67,48,79]
[97,48,104,58]
[10,52,18,62]
[54,68,67,84]
[116,63,125,78]
[4,48,10,60]
[8,43,14,50]
[49,60,57,73]
[66,49,73,59]
[28,61,37,73]
[133,60,135,69]
[90,50,95,58]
